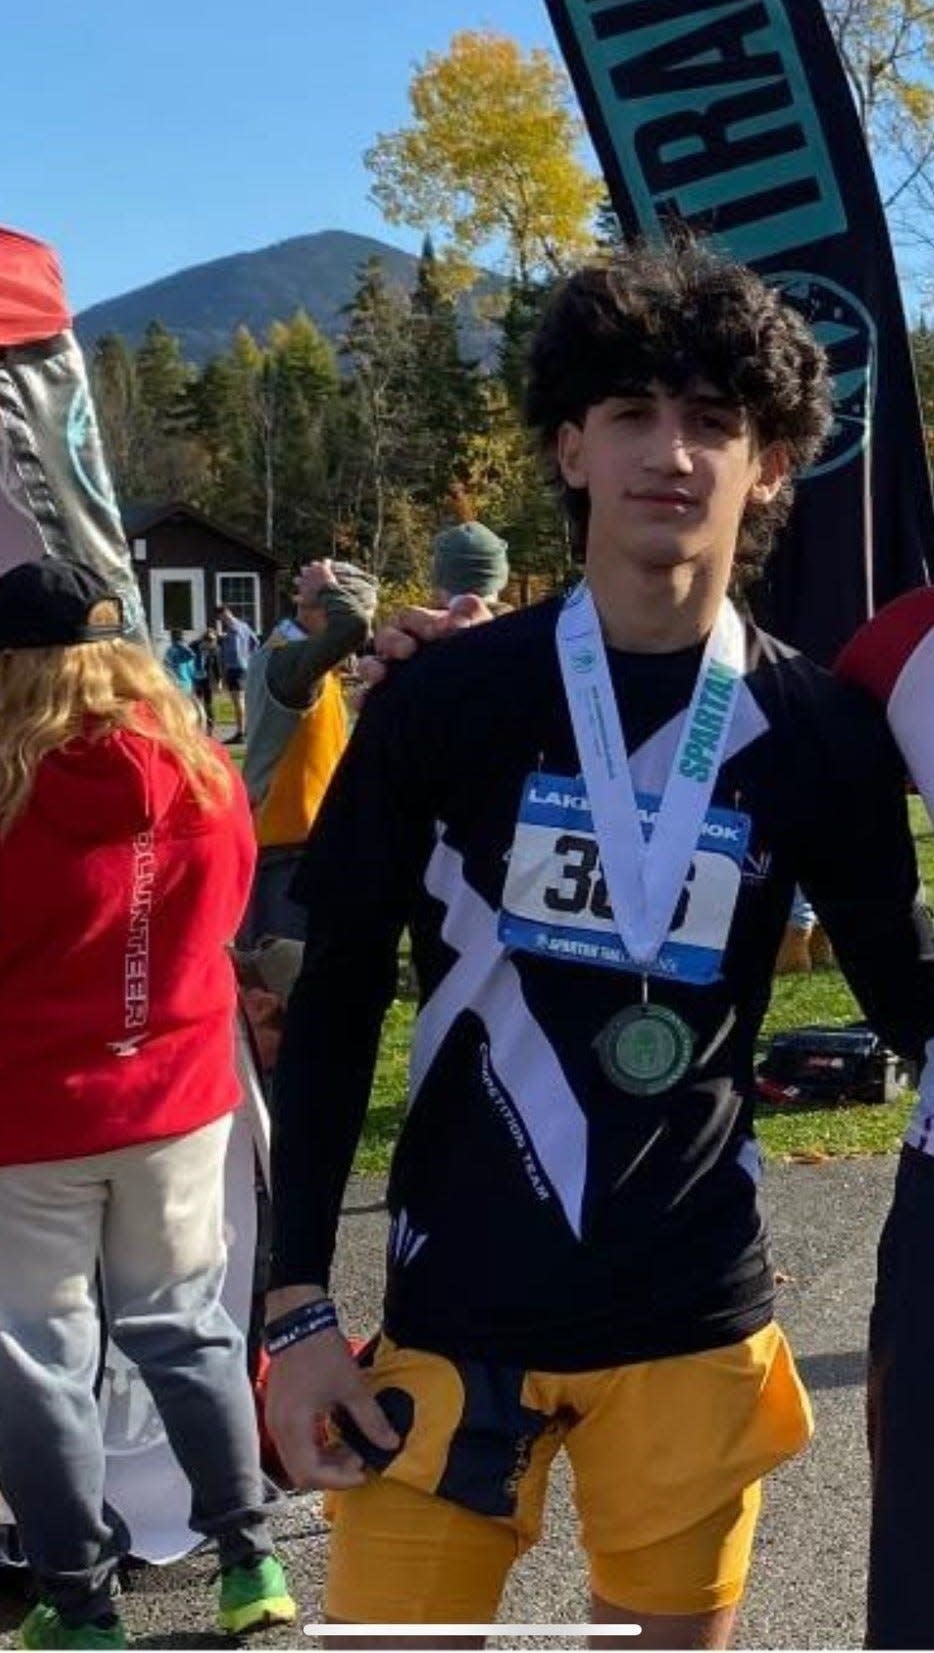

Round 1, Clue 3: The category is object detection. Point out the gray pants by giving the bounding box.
[0,1115,271,1624]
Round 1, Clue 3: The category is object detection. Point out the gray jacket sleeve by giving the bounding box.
[265,586,369,710]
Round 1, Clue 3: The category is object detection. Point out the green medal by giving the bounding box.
[595,1002,694,1097]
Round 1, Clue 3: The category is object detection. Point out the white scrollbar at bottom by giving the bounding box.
[303,1626,641,1639]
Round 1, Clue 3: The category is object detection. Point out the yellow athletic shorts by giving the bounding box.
[325,1321,812,1622]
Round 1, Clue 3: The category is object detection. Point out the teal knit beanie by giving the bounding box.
[431,522,510,600]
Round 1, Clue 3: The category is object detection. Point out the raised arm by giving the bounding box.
[266,562,371,711]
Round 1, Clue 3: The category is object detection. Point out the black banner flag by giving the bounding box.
[544,0,934,663]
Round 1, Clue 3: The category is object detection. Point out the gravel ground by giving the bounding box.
[0,1155,898,1650]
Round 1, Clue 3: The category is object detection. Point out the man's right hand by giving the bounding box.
[356,594,493,698]
[264,1324,399,1490]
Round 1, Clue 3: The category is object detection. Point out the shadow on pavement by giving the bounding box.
[132,1637,243,1649]
[796,1349,867,1390]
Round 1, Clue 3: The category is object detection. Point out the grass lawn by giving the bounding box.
[360,796,934,1171]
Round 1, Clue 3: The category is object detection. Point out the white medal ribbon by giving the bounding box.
[556,584,746,969]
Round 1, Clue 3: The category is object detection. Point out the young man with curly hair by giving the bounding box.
[264,241,934,1647]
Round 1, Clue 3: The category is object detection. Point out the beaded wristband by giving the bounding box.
[264,1297,339,1356]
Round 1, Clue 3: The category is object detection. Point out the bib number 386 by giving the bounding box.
[499,775,749,985]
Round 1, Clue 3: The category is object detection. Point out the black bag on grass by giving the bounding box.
[756,1023,914,1106]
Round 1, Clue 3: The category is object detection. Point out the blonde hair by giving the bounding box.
[0,603,232,834]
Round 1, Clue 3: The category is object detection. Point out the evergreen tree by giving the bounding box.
[193,316,339,558]
[265,313,340,560]
[408,236,482,520]
[135,321,195,437]
[498,276,551,411]
[90,333,142,499]
[128,322,210,503]
[195,340,263,534]
[339,257,417,576]
[463,377,567,593]
[911,319,934,466]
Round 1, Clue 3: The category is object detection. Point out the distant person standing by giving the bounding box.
[192,627,222,734]
[216,606,259,745]
[774,886,834,975]
[162,629,197,697]
[241,559,377,943]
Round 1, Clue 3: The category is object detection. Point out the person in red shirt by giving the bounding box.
[0,560,295,1650]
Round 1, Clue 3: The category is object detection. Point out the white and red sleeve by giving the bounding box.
[837,588,934,1152]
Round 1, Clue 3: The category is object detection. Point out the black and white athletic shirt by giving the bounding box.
[272,597,934,1372]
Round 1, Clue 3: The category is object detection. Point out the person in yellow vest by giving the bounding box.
[241,559,377,943]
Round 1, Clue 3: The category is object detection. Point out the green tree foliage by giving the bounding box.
[135,321,193,434]
[88,258,571,594]
[337,257,422,578]
[195,315,339,558]
[498,276,551,412]
[407,236,483,512]
[462,377,568,591]
[911,319,934,461]
[195,333,261,530]
[93,326,207,504]
[90,333,142,498]
[263,313,340,557]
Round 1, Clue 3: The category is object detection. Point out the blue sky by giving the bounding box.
[8,0,568,313]
[10,1,920,318]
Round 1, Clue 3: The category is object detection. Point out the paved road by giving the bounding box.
[0,1155,897,1649]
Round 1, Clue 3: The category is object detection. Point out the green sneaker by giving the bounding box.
[18,1603,127,1650]
[217,1555,297,1635]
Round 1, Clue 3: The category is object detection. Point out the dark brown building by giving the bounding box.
[122,502,280,642]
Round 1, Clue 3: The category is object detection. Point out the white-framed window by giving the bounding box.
[150,569,205,639]
[216,571,260,634]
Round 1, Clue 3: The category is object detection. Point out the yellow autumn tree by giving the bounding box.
[365,30,603,285]
[825,1,934,244]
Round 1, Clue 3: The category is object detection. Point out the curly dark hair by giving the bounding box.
[525,238,833,573]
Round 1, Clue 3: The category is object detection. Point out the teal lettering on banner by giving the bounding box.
[568,0,846,260]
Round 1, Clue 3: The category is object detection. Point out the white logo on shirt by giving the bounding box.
[106,1035,148,1059]
[389,1208,428,1269]
[125,831,155,1033]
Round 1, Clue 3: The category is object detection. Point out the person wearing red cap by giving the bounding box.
[837,590,934,1650]
[0,561,295,1649]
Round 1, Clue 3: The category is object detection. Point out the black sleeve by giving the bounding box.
[794,684,934,1063]
[269,671,438,1289]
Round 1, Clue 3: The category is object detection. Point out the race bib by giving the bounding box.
[499,774,750,984]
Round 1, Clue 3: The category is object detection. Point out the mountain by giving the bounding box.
[74,229,503,366]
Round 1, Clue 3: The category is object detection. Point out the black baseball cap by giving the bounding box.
[0,559,125,649]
